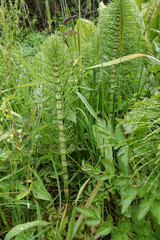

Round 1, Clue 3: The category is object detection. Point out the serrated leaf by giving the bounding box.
[97,173,111,180]
[94,224,112,238]
[4,220,50,240]
[137,198,153,220]
[118,146,129,170]
[94,215,113,238]
[112,232,130,240]
[121,186,138,213]
[101,159,115,177]
[85,218,101,226]
[114,127,125,149]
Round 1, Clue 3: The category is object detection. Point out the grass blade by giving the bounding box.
[66,206,76,240]
[86,53,160,69]
[75,177,91,205]
[77,92,98,120]
[0,82,40,94]
[4,220,51,240]
[73,180,102,237]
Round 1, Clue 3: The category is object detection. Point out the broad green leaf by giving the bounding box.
[94,224,112,238]
[76,207,96,218]
[17,183,33,200]
[151,201,160,225]
[121,186,138,213]
[94,215,113,238]
[4,220,50,240]
[17,191,29,200]
[86,54,160,70]
[77,92,98,120]
[85,218,101,226]
[137,198,153,220]
[117,146,129,170]
[112,232,130,240]
[118,146,128,156]
[0,130,13,142]
[101,159,115,177]
[31,168,53,204]
[33,181,50,201]
[75,18,95,40]
[115,126,125,148]
[97,173,111,180]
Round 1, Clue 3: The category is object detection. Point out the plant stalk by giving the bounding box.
[56,82,69,201]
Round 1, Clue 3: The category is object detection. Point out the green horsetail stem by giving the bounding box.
[55,79,69,201]
[109,15,119,121]
[37,35,76,201]
[109,0,123,122]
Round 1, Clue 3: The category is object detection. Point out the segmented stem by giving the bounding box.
[56,80,69,201]
[109,14,119,121]
[109,0,123,122]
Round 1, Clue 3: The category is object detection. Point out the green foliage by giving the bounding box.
[123,97,160,194]
[97,0,147,119]
[0,0,160,239]
[143,0,160,40]
[0,0,28,46]
[35,34,77,200]
[4,220,50,240]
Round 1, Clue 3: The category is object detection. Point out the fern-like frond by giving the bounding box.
[96,0,147,120]
[123,97,160,194]
[35,35,77,200]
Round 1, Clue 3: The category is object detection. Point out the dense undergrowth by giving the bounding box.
[0,0,160,239]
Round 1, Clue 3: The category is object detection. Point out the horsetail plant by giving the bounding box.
[97,0,145,123]
[35,35,77,201]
